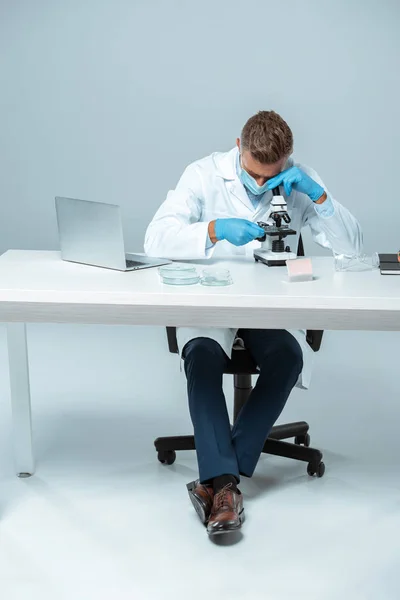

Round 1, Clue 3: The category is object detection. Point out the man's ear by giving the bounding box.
[236,138,241,151]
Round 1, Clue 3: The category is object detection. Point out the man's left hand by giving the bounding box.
[267,166,325,202]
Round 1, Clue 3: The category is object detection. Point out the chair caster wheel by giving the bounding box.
[157,450,176,465]
[295,433,310,447]
[307,461,325,478]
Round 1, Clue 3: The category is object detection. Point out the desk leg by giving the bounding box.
[7,323,35,477]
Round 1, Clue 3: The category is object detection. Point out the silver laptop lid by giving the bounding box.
[55,197,127,270]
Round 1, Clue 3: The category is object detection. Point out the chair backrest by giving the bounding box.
[166,235,324,354]
[166,326,180,354]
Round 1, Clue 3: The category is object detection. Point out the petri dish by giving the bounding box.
[159,264,200,285]
[200,268,233,286]
[333,252,379,272]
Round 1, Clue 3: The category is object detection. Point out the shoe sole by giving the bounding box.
[187,481,208,525]
[207,509,245,536]
[189,492,208,524]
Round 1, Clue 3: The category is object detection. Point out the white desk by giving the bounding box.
[1,250,399,476]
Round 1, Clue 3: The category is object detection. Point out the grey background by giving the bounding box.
[0,0,399,255]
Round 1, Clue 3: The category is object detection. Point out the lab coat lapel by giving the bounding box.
[227,180,255,213]
[216,148,255,213]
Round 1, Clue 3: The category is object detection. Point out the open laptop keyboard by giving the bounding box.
[125,260,143,269]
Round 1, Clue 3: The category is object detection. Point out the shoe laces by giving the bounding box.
[214,483,233,511]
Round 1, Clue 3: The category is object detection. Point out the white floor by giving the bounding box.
[0,324,399,600]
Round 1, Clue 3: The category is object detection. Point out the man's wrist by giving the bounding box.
[208,220,218,243]
[314,191,327,204]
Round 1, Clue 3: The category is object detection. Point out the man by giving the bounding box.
[145,111,362,537]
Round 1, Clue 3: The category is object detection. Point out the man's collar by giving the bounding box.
[214,147,238,180]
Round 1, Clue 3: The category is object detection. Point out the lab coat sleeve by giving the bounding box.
[299,164,363,256]
[144,164,214,260]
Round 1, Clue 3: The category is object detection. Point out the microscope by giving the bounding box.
[253,186,297,267]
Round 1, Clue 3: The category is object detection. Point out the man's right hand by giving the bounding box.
[211,219,265,247]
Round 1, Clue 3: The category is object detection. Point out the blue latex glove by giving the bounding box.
[214,218,265,246]
[267,166,325,202]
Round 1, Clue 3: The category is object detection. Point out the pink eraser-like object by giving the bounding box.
[286,258,313,282]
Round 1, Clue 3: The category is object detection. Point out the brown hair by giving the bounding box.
[241,110,293,164]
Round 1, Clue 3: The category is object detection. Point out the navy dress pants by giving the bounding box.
[183,329,303,483]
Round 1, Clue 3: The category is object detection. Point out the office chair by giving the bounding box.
[154,237,326,478]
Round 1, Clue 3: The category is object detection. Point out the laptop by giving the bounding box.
[55,196,171,271]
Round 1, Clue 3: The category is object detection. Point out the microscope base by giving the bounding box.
[254,249,297,267]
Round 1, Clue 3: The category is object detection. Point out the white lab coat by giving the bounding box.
[145,147,362,389]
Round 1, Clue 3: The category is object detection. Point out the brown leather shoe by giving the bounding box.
[187,480,214,524]
[207,483,244,536]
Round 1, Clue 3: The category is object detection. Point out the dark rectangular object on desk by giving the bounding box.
[379,253,400,275]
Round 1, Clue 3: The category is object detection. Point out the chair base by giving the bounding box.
[154,421,325,478]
